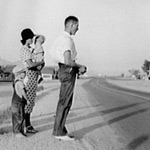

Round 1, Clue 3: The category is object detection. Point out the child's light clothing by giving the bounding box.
[34,45,44,62]
[15,79,26,98]
[23,76,28,87]
[32,35,45,84]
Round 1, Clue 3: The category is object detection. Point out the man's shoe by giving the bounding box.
[54,135,75,141]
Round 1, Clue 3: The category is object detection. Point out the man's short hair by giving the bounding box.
[64,16,79,26]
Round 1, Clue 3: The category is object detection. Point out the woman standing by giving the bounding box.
[20,28,45,133]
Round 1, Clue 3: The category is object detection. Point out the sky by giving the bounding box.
[0,0,150,76]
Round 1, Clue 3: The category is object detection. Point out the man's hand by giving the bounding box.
[78,66,87,75]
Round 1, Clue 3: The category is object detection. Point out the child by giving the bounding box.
[11,65,29,138]
[33,35,45,84]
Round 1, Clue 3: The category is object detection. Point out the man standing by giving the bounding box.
[50,16,87,141]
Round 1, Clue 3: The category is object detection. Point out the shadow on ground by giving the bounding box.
[126,134,150,150]
[0,101,149,150]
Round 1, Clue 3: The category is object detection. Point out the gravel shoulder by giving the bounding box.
[0,79,125,150]
[1,77,147,150]
[106,78,150,93]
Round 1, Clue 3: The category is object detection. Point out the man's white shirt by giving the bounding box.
[49,31,77,64]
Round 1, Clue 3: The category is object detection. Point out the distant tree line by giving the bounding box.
[142,60,150,76]
[0,65,14,81]
[0,66,4,74]
[128,69,141,79]
[127,59,150,79]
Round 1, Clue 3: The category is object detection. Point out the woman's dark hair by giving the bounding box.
[20,39,26,45]
[64,16,79,26]
[20,28,35,45]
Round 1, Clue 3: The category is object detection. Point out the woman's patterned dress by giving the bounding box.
[20,45,38,113]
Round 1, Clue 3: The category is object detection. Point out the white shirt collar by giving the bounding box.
[63,31,72,38]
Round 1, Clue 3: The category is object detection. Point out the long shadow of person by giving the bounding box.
[69,108,149,140]
[126,134,150,150]
[0,103,149,141]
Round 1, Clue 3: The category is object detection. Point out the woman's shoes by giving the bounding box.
[26,126,38,134]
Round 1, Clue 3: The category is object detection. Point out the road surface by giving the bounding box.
[83,77,150,150]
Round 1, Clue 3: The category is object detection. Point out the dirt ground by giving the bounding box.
[107,78,150,93]
[1,78,147,150]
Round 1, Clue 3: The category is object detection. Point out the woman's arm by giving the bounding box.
[25,59,45,69]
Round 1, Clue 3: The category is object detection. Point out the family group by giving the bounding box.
[11,16,87,141]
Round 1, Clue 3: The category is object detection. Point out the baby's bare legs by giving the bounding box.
[38,70,43,84]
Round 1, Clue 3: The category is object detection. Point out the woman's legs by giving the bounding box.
[25,113,38,133]
[25,70,39,133]
[25,113,31,127]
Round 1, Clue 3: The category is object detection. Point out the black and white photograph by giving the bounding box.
[0,0,150,149]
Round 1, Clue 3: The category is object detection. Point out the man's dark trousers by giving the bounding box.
[53,63,78,136]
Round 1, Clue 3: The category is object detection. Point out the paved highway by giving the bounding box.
[83,77,150,150]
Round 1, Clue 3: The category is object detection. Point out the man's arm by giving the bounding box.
[64,50,82,68]
[64,50,87,74]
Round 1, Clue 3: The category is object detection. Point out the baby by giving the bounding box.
[33,35,45,83]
